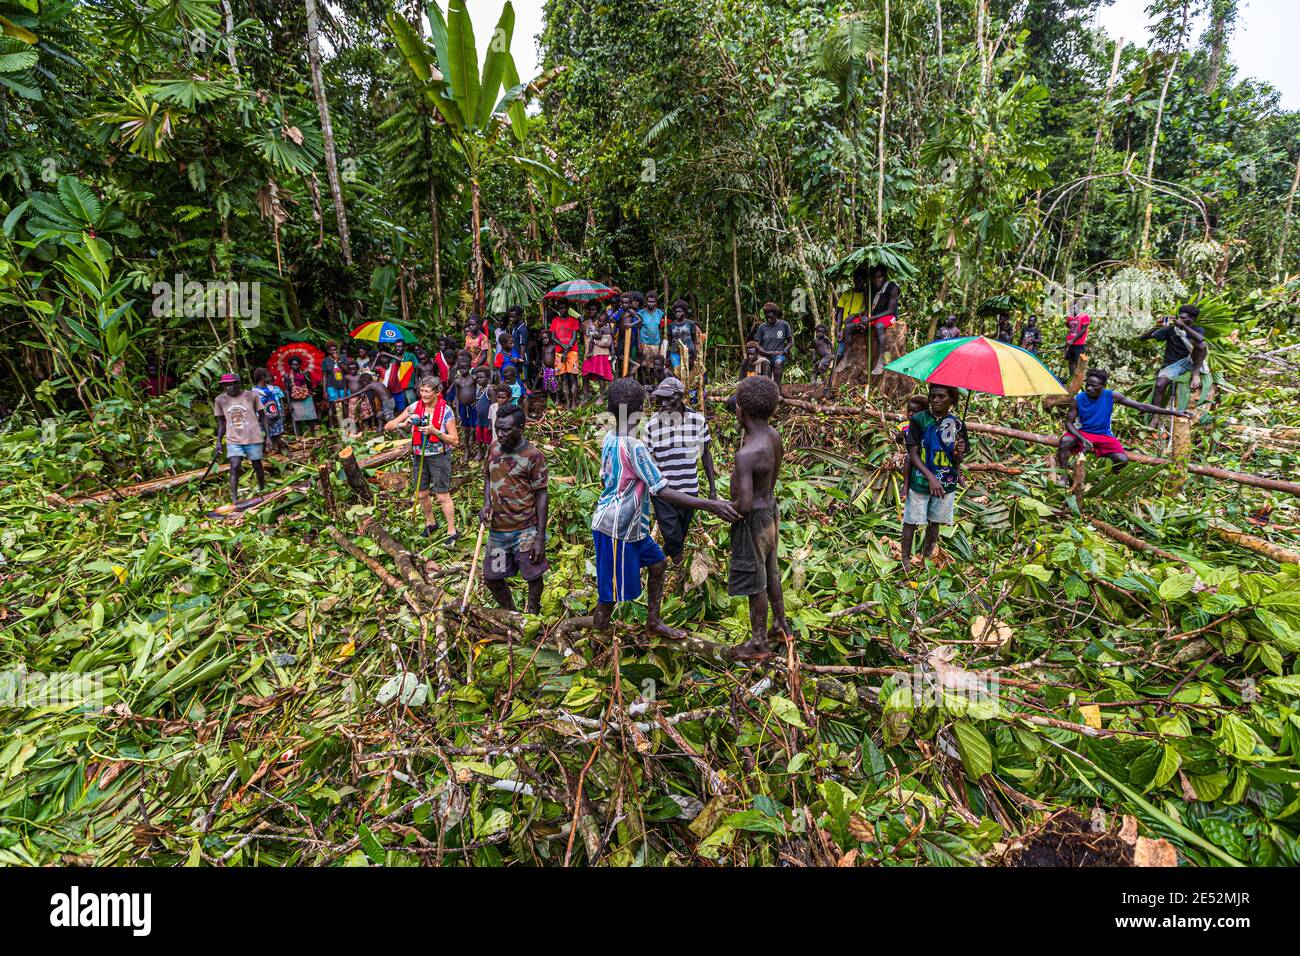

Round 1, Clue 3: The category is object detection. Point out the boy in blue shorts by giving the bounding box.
[591,377,738,639]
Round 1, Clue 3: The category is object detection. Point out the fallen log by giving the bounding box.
[1087,518,1186,564]
[1212,527,1300,564]
[65,462,233,505]
[953,421,1300,498]
[327,526,408,594]
[339,446,375,503]
[63,441,407,506]
[357,515,443,607]
[781,404,1300,497]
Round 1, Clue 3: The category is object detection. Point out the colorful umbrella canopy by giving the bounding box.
[267,342,325,390]
[885,336,1066,397]
[543,279,617,302]
[350,320,414,344]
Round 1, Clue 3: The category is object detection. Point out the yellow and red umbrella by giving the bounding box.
[350,320,414,344]
[885,336,1066,397]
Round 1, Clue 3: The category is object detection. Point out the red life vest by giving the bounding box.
[410,396,449,452]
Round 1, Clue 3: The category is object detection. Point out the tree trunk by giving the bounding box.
[357,516,444,605]
[471,176,485,313]
[1275,152,1300,278]
[317,462,337,515]
[876,0,890,242]
[1088,518,1186,563]
[423,121,443,318]
[732,233,743,346]
[1203,0,1234,92]
[1140,3,1189,258]
[1060,35,1123,275]
[338,446,375,503]
[219,0,242,88]
[1213,527,1300,564]
[304,0,353,265]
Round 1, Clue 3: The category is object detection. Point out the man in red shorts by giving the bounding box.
[1056,368,1190,475]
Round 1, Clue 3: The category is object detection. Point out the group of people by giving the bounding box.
[209,284,1209,659]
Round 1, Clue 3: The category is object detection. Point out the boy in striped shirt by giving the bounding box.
[645,376,717,564]
[591,378,738,640]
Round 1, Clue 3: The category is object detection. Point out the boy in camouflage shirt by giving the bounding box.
[479,403,549,613]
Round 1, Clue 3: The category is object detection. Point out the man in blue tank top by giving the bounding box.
[1056,368,1191,474]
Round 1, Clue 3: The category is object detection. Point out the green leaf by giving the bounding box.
[475,1,514,130]
[1020,564,1052,582]
[769,695,808,729]
[1264,674,1300,697]
[1158,572,1196,601]
[445,0,482,130]
[952,721,993,779]
[358,824,385,865]
[1150,744,1181,791]
[57,175,101,226]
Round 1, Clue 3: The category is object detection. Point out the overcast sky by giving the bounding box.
[1094,0,1297,110]
[467,0,1297,110]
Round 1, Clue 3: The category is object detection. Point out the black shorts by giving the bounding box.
[1065,343,1087,364]
[411,450,451,494]
[652,497,696,559]
[728,505,779,597]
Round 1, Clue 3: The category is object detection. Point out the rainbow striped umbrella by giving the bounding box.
[886,336,1066,397]
[350,320,414,344]
[544,279,616,302]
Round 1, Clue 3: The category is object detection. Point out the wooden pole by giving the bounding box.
[1088,518,1186,563]
[463,521,488,610]
[1213,527,1300,564]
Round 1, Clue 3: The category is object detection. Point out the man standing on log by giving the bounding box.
[1056,368,1190,477]
[385,379,460,544]
[214,372,268,506]
[480,404,549,614]
[591,378,738,640]
[645,376,717,567]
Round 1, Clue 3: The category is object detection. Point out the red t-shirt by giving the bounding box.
[550,315,580,350]
[1066,314,1090,346]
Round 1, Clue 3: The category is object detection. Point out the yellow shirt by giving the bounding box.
[837,291,867,317]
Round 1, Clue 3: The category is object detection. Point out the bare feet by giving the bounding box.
[647,619,687,641]
[729,636,772,662]
[872,362,885,376]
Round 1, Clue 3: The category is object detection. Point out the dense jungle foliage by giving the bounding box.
[0,0,1298,867]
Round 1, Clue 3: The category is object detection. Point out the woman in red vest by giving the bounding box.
[384,379,461,545]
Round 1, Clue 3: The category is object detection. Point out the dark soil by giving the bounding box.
[1006,811,1134,867]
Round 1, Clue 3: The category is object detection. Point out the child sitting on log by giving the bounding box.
[480,403,549,614]
[591,378,739,640]
[725,375,789,662]
[739,341,772,381]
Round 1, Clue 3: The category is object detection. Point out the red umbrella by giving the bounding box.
[267,342,325,391]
